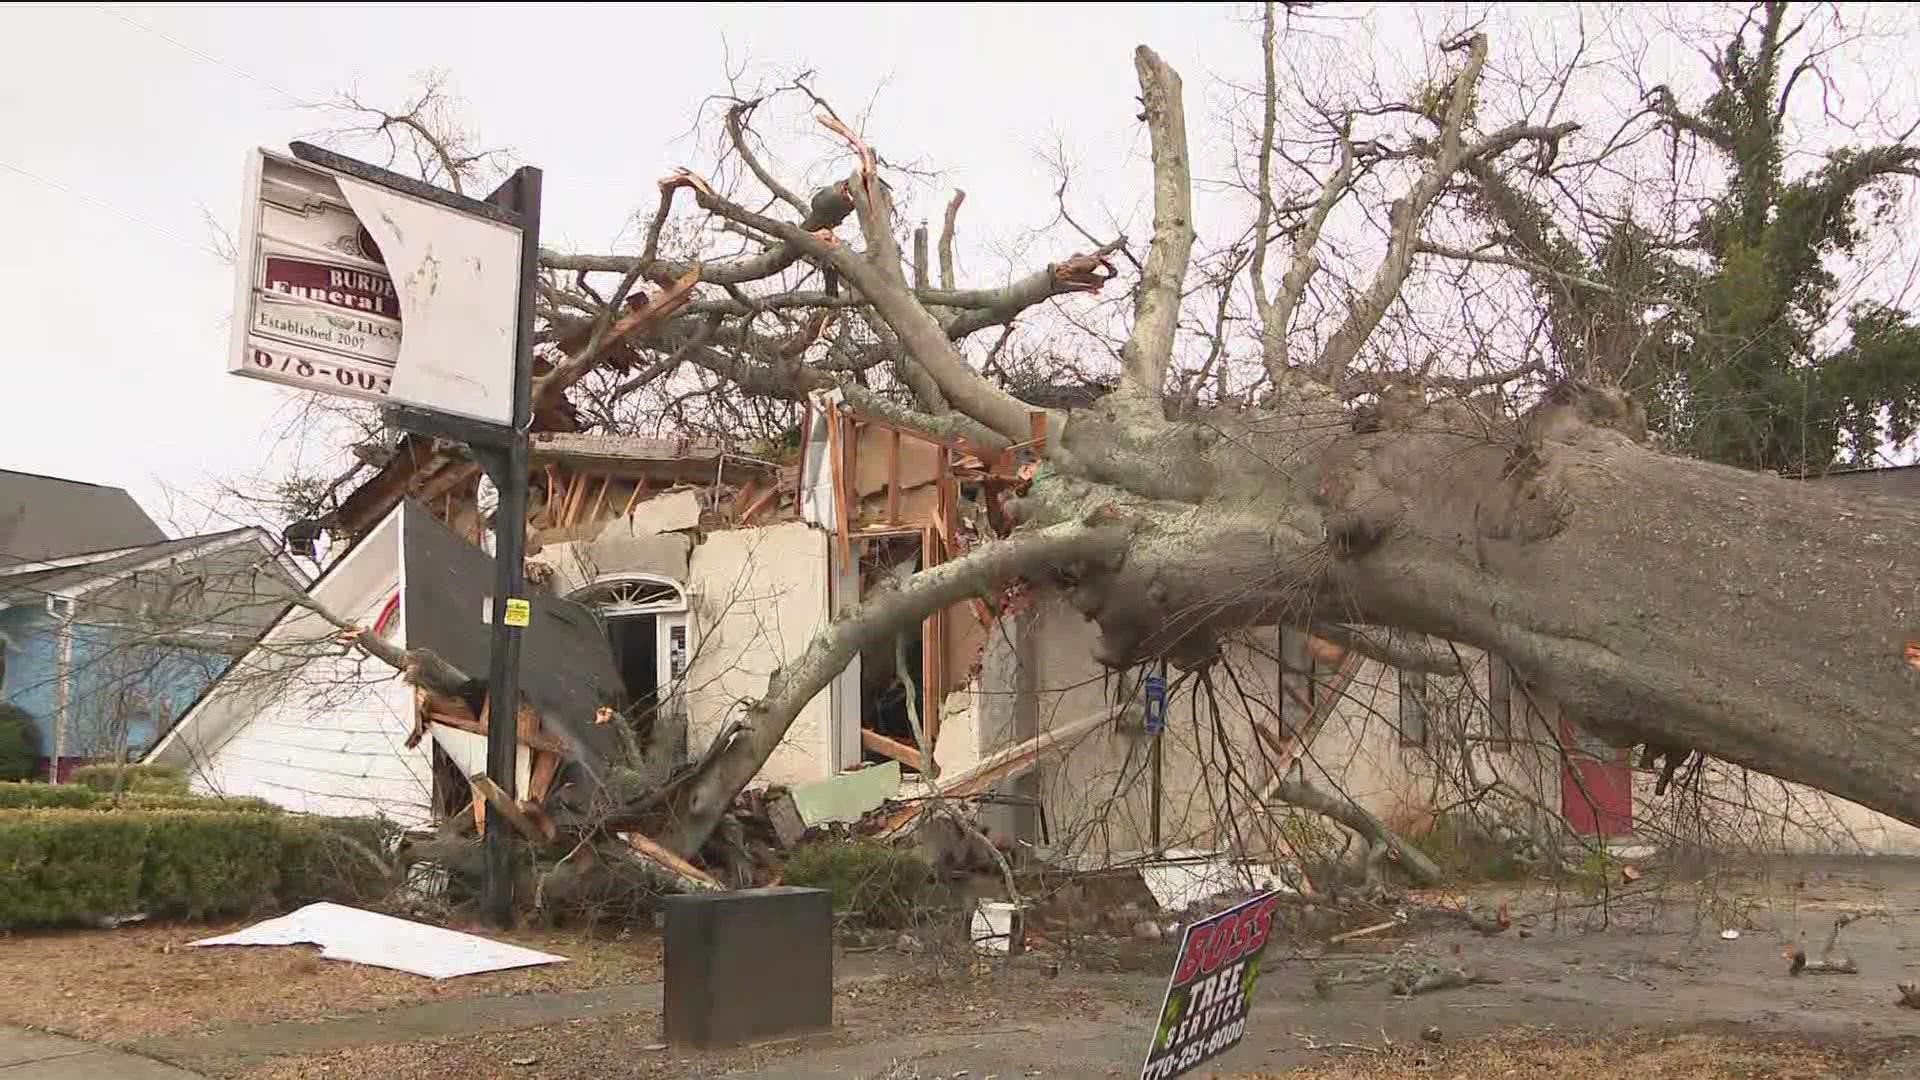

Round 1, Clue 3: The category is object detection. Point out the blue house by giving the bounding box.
[0,469,306,777]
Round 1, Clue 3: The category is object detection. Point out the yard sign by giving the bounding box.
[228,146,525,426]
[1139,890,1282,1080]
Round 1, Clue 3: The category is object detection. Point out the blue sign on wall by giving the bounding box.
[1144,672,1167,735]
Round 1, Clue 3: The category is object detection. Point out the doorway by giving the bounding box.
[1560,716,1634,837]
[569,575,689,770]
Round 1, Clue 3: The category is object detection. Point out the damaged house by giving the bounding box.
[146,406,1920,883]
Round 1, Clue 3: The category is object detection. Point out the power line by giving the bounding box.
[0,157,228,261]
[92,5,308,106]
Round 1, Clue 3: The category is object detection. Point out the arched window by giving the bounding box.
[570,574,687,615]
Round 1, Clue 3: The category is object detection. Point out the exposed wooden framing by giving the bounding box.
[929,446,954,547]
[825,401,852,570]
[435,694,572,755]
[730,480,762,520]
[740,485,777,524]
[513,695,541,744]
[589,473,611,522]
[861,728,931,775]
[544,464,560,513]
[622,475,648,516]
[562,467,591,526]
[527,751,561,803]
[470,794,486,835]
[887,428,901,523]
[1028,410,1047,450]
[796,401,812,511]
[874,707,1120,837]
[845,411,968,452]
[846,420,860,527]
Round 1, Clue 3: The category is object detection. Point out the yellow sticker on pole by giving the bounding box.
[503,598,531,627]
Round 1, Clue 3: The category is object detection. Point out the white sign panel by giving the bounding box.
[228,148,524,426]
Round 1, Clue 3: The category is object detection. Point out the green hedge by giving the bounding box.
[0,783,280,814]
[0,784,101,810]
[69,764,190,795]
[0,809,398,928]
[783,840,929,929]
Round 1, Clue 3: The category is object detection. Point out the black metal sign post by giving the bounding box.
[284,143,542,928]
[475,165,541,928]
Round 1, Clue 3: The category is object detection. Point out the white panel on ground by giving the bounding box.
[191,902,567,979]
[1137,850,1294,913]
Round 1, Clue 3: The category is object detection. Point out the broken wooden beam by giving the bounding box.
[527,751,561,803]
[425,694,572,755]
[872,707,1121,837]
[860,728,933,775]
[886,428,901,524]
[739,485,777,525]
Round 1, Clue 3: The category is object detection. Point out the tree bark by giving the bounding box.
[1056,393,1920,830]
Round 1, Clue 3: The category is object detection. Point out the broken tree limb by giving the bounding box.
[1269,778,1444,888]
[282,591,473,698]
[469,774,544,843]
[1391,965,1502,997]
[619,832,723,891]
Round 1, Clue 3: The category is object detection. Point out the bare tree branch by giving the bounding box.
[1118,46,1196,413]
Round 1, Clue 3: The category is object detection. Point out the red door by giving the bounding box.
[1559,719,1633,836]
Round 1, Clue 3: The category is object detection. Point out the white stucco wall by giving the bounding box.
[684,522,837,788]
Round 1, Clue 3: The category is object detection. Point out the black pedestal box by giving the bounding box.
[662,885,833,1048]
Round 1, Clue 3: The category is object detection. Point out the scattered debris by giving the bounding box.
[971,901,1025,956]
[1329,919,1402,945]
[793,762,903,827]
[190,902,568,979]
[1421,1025,1444,1043]
[1895,982,1920,1009]
[1134,849,1293,913]
[1721,929,1741,940]
[1390,963,1502,997]
[1788,914,1859,976]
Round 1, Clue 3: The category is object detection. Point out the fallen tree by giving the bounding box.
[300,5,1920,871]
[601,29,1920,858]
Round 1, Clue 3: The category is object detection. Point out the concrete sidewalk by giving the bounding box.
[1,1026,203,1079]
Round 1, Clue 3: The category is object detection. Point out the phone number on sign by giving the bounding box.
[249,348,392,395]
[1143,1018,1245,1080]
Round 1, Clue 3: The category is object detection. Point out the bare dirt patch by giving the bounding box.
[0,918,660,1043]
[222,966,1120,1080]
[1223,1029,1917,1079]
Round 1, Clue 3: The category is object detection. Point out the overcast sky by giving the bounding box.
[2,4,1911,536]
[3,3,1298,532]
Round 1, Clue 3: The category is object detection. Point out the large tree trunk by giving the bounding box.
[1054,390,1920,828]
